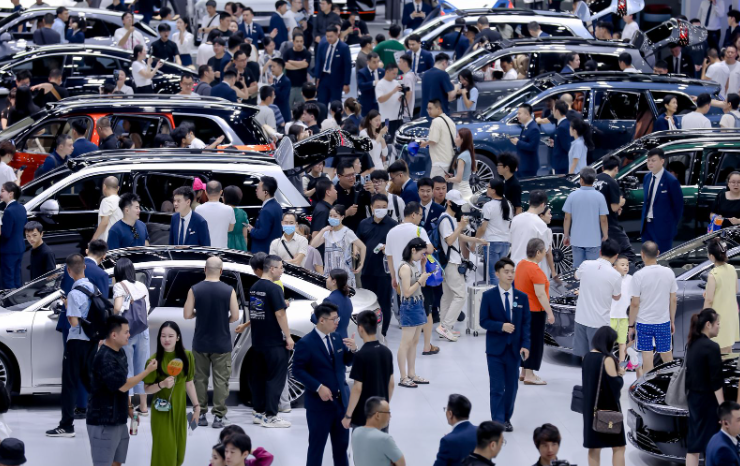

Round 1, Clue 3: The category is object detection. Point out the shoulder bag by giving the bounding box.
[437,116,460,175]
[592,356,624,434]
[665,350,689,410]
[120,282,148,337]
[281,240,295,260]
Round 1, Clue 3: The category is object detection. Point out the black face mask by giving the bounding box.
[448,202,463,220]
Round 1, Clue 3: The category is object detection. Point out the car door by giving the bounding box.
[591,89,642,161]
[109,115,170,148]
[11,54,67,87]
[65,53,123,96]
[27,269,67,388]
[697,148,740,231]
[13,118,79,183]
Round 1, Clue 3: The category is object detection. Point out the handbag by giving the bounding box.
[592,356,624,434]
[571,385,584,414]
[665,352,689,410]
[424,254,444,286]
[120,282,148,337]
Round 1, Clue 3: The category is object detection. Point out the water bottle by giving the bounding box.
[130,412,139,436]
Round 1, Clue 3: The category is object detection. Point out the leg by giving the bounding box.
[407,327,422,379]
[9,254,22,289]
[612,446,625,466]
[317,80,330,104]
[685,453,700,466]
[329,402,350,466]
[60,340,86,429]
[503,349,522,422]
[133,331,150,411]
[397,327,415,380]
[422,313,433,353]
[488,243,509,286]
[278,372,291,412]
[571,246,585,270]
[486,354,507,423]
[585,246,600,261]
[264,347,289,418]
[641,351,655,373]
[192,351,211,414]
[306,410,331,466]
[588,448,601,466]
[211,352,232,419]
[249,349,267,415]
[439,265,466,331]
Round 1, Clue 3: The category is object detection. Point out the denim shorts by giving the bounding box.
[399,297,426,327]
[635,321,672,353]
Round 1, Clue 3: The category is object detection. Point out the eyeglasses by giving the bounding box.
[376,411,391,414]
[130,225,139,240]
[340,173,355,178]
[324,316,341,323]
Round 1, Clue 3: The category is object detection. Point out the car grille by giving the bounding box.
[631,431,664,456]
[551,303,575,313]
[631,380,668,405]
[395,132,413,145]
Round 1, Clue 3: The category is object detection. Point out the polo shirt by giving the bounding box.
[509,212,548,265]
[562,186,608,248]
[151,38,180,62]
[593,173,621,229]
[681,111,712,130]
[385,222,430,276]
[352,427,404,466]
[311,200,333,234]
[574,258,622,328]
[421,67,454,117]
[630,264,677,325]
[356,215,398,277]
[107,219,149,251]
[269,233,309,266]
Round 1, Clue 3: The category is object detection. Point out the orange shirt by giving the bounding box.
[515,259,549,312]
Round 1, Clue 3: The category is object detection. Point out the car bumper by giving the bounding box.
[543,303,575,353]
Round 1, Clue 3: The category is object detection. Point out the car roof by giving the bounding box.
[5,44,143,63]
[486,37,639,51]
[46,94,244,113]
[455,7,582,19]
[66,148,278,171]
[9,7,143,18]
[534,71,720,89]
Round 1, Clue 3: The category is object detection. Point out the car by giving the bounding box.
[394,71,723,192]
[0,8,158,63]
[0,95,272,183]
[516,130,740,275]
[0,44,197,99]
[546,226,740,357]
[0,246,382,405]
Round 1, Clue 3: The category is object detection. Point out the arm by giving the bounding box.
[229,290,239,323]
[275,308,294,350]
[399,263,427,298]
[545,247,556,279]
[310,227,329,248]
[343,380,363,426]
[117,28,133,47]
[563,212,572,241]
[119,359,157,392]
[517,128,540,152]
[446,159,465,184]
[342,47,352,87]
[113,296,125,314]
[377,84,400,103]
[183,289,196,319]
[475,220,489,239]
[703,273,716,308]
[669,292,677,334]
[600,215,608,241]
[250,210,276,240]
[291,340,322,391]
[479,293,505,333]
[433,438,454,466]
[353,239,366,274]
[533,283,553,320]
[388,373,394,401]
[357,70,374,93]
[286,60,309,70]
[670,178,684,223]
[444,218,468,246]
[92,215,111,241]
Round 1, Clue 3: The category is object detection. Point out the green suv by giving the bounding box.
[516,130,740,274]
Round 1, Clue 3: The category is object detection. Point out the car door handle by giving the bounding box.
[6,328,27,333]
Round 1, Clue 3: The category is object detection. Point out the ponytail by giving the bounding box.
[688,308,718,347]
[329,268,350,296]
[708,237,728,263]
[330,100,343,126]
[571,118,595,152]
[488,178,511,221]
[344,97,361,117]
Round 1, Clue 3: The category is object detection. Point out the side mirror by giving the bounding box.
[620,175,639,191]
[39,199,60,216]
[0,33,11,43]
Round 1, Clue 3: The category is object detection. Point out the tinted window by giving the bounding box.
[712,151,740,186]
[52,173,122,211]
[112,116,167,148]
[84,18,112,38]
[651,91,696,115]
[595,91,640,120]
[540,24,573,37]
[136,172,207,212]
[171,116,229,146]
[0,269,64,311]
[18,120,70,153]
[19,169,71,206]
[666,151,699,186]
[13,56,64,79]
[71,54,120,76]
[210,173,262,207]
[161,269,238,307]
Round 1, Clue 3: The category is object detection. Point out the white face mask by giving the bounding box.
[374,208,388,219]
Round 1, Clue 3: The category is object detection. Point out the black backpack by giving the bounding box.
[73,285,114,342]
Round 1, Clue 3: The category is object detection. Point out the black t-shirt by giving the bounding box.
[335,182,371,232]
[341,19,369,46]
[305,99,328,124]
[307,124,321,135]
[594,172,621,229]
[99,133,119,150]
[33,83,69,107]
[311,199,333,233]
[249,279,286,347]
[192,280,234,353]
[348,341,394,426]
[87,345,129,426]
[282,47,312,87]
[151,39,180,62]
[503,176,522,210]
[712,192,740,227]
[30,242,56,280]
[356,216,397,277]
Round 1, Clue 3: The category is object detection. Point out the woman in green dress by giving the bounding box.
[144,321,199,466]
[225,185,249,251]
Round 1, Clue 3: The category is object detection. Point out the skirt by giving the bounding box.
[399,296,426,327]
[522,311,546,371]
[687,391,720,454]
[180,54,193,67]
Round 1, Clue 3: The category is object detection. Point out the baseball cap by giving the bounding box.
[445,189,468,206]
[193,178,206,191]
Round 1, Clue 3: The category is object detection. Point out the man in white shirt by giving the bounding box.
[681,93,713,129]
[703,48,731,98]
[419,100,456,178]
[195,181,236,248]
[0,142,21,187]
[621,14,640,41]
[376,63,403,136]
[397,55,416,120]
[198,0,220,41]
[177,75,200,98]
[385,202,432,290]
[92,176,122,242]
[255,85,278,137]
[509,190,549,265]
[720,93,740,128]
[698,0,726,51]
[725,47,740,96]
[573,239,622,358]
[197,30,219,67]
[500,55,518,80]
[370,170,405,223]
[628,241,678,373]
[618,52,640,73]
[114,12,147,51]
[269,212,308,266]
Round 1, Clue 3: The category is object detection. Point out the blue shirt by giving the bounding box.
[107,220,149,251]
[421,67,454,117]
[456,150,472,183]
[562,186,608,248]
[324,289,352,339]
[568,136,588,174]
[67,278,94,341]
[456,87,478,112]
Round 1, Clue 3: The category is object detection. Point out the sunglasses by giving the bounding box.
[130,225,140,240]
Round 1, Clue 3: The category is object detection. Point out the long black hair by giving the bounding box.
[590,326,618,364]
[329,100,343,126]
[113,257,137,283]
[708,237,728,263]
[488,178,511,221]
[329,268,350,296]
[571,118,595,151]
[688,308,719,347]
[458,69,476,92]
[402,237,427,262]
[156,321,190,378]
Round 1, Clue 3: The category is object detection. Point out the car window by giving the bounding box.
[537,52,571,74]
[51,173,122,211]
[19,169,71,206]
[171,116,229,145]
[161,269,238,307]
[650,91,697,115]
[111,116,166,148]
[17,120,69,154]
[70,54,121,76]
[585,53,622,71]
[240,272,305,302]
[594,91,640,120]
[84,17,113,38]
[211,172,262,207]
[531,90,586,120]
[12,56,65,79]
[427,24,464,51]
[666,151,699,186]
[711,150,740,186]
[0,269,63,311]
[136,172,207,212]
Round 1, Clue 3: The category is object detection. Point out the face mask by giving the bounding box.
[373,208,388,219]
[282,225,296,235]
[328,218,341,227]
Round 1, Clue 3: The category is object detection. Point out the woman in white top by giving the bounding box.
[475,178,512,285]
[131,44,162,94]
[446,128,476,201]
[172,18,196,68]
[359,109,388,169]
[310,205,367,288]
[538,206,557,281]
[321,100,343,131]
[455,69,478,112]
[113,258,151,415]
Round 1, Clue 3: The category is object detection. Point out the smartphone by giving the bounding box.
[619,360,628,368]
[520,351,526,361]
[113,69,121,81]
[384,118,389,128]
[186,412,198,431]
[363,174,371,184]
[19,165,27,171]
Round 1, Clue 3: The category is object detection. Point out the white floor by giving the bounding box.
[5,321,680,466]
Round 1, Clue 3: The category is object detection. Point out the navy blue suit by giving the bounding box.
[239,22,265,46]
[269,12,288,49]
[292,329,354,466]
[273,74,292,127]
[561,64,575,74]
[479,286,531,423]
[422,201,445,233]
[551,118,572,174]
[640,170,683,254]
[654,113,681,132]
[0,201,26,289]
[250,198,283,254]
[401,179,421,204]
[706,430,740,466]
[357,66,385,116]
[433,420,478,466]
[315,40,352,104]
[402,1,432,30]
[210,82,238,102]
[516,119,540,178]
[71,138,99,158]
[168,211,211,246]
[34,151,65,179]
[406,49,434,75]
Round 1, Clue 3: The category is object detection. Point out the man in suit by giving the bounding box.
[169,186,211,246]
[479,257,531,432]
[269,0,289,49]
[315,26,352,104]
[418,177,445,233]
[293,302,357,466]
[640,148,683,255]
[388,160,421,205]
[699,0,727,51]
[725,10,740,48]
[706,401,740,466]
[550,100,572,174]
[667,43,695,76]
[0,182,26,289]
[69,120,98,159]
[210,70,239,102]
[270,58,291,126]
[405,34,434,76]
[402,0,432,31]
[434,394,477,466]
[356,53,385,116]
[561,52,579,74]
[248,176,283,253]
[240,7,265,47]
[509,103,540,178]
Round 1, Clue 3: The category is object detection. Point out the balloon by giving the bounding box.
[167,358,184,377]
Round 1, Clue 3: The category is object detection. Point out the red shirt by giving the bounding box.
[515,259,549,312]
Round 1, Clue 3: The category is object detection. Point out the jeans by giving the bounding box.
[122,330,149,396]
[487,242,511,285]
[571,246,600,269]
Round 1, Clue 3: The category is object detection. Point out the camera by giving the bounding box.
[399,84,410,93]
[551,460,576,466]
[113,69,121,81]
[458,260,476,276]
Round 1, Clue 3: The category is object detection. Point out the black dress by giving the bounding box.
[582,352,626,449]
[711,192,740,228]
[685,334,724,454]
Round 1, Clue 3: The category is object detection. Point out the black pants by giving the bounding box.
[362,274,392,336]
[387,119,403,142]
[609,224,637,263]
[249,346,289,417]
[61,339,95,429]
[135,85,154,94]
[707,29,721,55]
[522,312,545,371]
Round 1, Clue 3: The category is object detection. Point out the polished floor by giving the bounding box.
[8,320,677,466]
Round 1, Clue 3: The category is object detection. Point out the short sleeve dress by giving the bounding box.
[323,226,358,287]
[143,350,196,466]
[709,262,740,349]
[228,207,248,251]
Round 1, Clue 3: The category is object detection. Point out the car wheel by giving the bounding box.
[238,335,306,408]
[551,227,573,276]
[470,153,496,193]
[0,347,16,393]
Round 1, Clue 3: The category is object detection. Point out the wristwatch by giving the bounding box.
[344,414,352,420]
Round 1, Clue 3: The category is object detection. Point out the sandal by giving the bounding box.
[411,376,429,384]
[135,407,149,416]
[398,377,418,388]
[422,345,440,355]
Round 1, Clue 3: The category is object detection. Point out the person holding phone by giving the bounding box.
[131,45,162,94]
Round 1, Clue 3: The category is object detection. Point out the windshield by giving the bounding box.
[0,116,34,142]
[135,21,157,37]
[480,83,540,121]
[0,11,21,31]
[447,49,487,76]
[657,230,740,277]
[18,168,71,206]
[411,17,447,40]
[0,268,63,311]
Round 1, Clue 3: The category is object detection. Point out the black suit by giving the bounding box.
[667,52,695,76]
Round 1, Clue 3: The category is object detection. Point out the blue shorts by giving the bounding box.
[635,321,672,353]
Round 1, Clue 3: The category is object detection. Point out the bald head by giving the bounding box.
[205,256,223,277]
[103,176,119,189]
[560,93,573,106]
[206,180,223,200]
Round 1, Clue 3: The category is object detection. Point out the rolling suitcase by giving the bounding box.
[465,244,492,337]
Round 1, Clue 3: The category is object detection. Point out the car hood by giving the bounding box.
[520,174,578,219]
[351,289,379,313]
[397,112,515,140]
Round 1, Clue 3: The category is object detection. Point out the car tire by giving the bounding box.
[470,153,496,193]
[550,227,573,276]
[0,347,17,394]
[239,335,306,408]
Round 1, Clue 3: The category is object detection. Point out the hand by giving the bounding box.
[353,263,363,274]
[155,60,164,69]
[419,141,429,148]
[214,71,221,78]
[553,274,562,284]
[146,55,153,65]
[15,169,24,179]
[520,348,530,360]
[270,28,278,38]
[235,321,251,333]
[146,359,158,373]
[420,272,432,283]
[509,137,518,145]
[192,404,201,422]
[213,135,225,145]
[502,323,515,333]
[346,204,358,216]
[546,138,554,147]
[128,405,134,419]
[601,235,608,242]
[628,326,636,342]
[363,180,373,192]
[343,333,357,351]
[546,312,555,325]
[162,376,176,389]
[286,336,295,350]
[730,217,740,225]
[247,224,254,232]
[563,236,570,246]
[460,216,470,227]
[318,385,334,401]
[343,85,350,94]
[379,126,388,137]
[391,278,398,289]
[618,366,626,377]
[342,417,352,429]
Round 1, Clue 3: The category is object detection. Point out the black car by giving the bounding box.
[0,44,196,96]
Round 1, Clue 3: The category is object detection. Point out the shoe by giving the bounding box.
[212,416,225,429]
[278,406,292,413]
[46,426,75,437]
[435,326,458,342]
[134,406,149,417]
[378,334,387,346]
[198,413,208,427]
[73,408,87,420]
[253,412,265,424]
[504,421,514,432]
[262,416,291,428]
[451,330,461,337]
[626,361,639,372]
[422,345,440,355]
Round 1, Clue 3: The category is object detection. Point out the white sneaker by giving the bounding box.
[253,412,265,424]
[435,326,458,342]
[262,416,291,428]
[451,330,461,337]
[378,334,387,346]
[278,406,292,413]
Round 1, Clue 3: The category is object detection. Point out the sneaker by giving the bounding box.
[262,416,291,428]
[212,416,225,429]
[46,426,75,437]
[134,407,149,417]
[504,421,514,432]
[626,361,639,372]
[253,412,265,424]
[73,408,87,420]
[198,413,208,427]
[278,406,292,413]
[451,330,461,337]
[378,334,387,346]
[435,326,458,342]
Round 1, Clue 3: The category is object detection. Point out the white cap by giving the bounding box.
[445,189,468,206]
